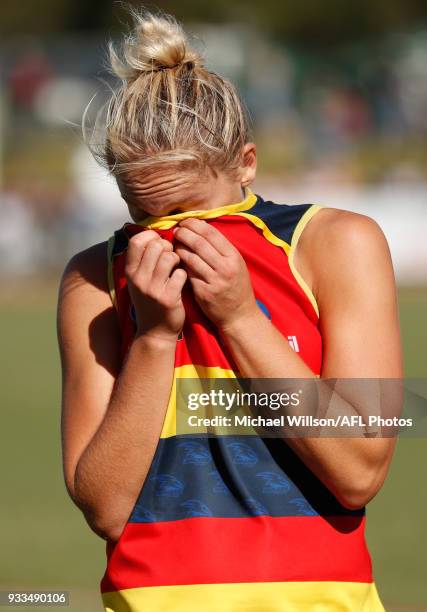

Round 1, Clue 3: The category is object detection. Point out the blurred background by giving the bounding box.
[0,1,426,611]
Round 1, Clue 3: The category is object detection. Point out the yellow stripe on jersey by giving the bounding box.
[161,365,237,439]
[106,235,117,309]
[288,204,322,317]
[103,580,385,612]
[235,212,291,255]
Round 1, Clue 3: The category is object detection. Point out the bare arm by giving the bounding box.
[174,211,403,509]
[58,232,186,542]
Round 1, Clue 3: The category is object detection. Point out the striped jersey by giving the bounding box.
[101,188,384,611]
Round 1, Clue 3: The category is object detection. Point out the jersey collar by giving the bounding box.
[124,188,258,231]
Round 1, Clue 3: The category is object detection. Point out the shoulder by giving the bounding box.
[296,207,394,305]
[307,207,388,250]
[59,241,110,296]
[301,206,391,270]
[57,240,114,333]
[57,241,121,383]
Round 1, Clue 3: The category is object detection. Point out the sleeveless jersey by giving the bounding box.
[101,189,384,611]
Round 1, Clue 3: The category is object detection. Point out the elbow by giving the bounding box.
[337,489,375,511]
[334,467,386,511]
[72,479,128,543]
[75,492,128,542]
[86,511,127,543]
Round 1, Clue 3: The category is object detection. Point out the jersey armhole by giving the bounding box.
[288,205,322,318]
[106,234,118,309]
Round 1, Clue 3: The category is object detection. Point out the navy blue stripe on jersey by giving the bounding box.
[248,196,312,246]
[129,435,364,523]
[111,228,128,257]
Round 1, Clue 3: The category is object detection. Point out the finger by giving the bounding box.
[177,218,236,257]
[174,226,221,269]
[125,230,161,277]
[185,271,209,300]
[151,250,180,289]
[166,268,187,298]
[137,239,166,280]
[159,238,173,251]
[175,244,214,281]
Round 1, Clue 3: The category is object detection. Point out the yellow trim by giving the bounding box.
[127,188,258,230]
[236,212,291,255]
[288,205,322,318]
[103,581,385,612]
[161,364,236,439]
[106,235,117,309]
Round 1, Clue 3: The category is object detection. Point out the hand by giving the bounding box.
[174,218,258,330]
[125,230,187,342]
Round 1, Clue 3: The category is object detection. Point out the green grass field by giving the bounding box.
[0,282,426,611]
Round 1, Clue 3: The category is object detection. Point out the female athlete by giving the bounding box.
[57,9,402,612]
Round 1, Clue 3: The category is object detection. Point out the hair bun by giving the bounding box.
[109,11,203,80]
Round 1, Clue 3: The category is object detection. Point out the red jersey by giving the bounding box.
[101,189,384,611]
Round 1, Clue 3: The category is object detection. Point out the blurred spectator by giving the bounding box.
[8,45,53,112]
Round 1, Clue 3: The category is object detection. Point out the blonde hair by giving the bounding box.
[86,9,250,178]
